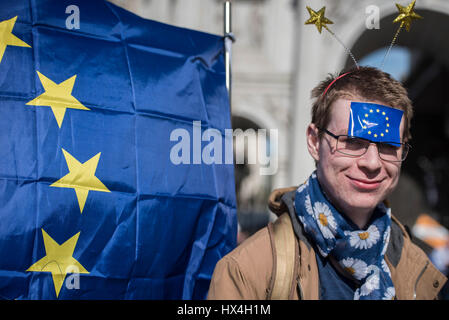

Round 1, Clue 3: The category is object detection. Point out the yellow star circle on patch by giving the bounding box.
[27,229,89,298]
[305,6,333,34]
[51,149,110,213]
[0,16,31,64]
[393,0,423,32]
[26,71,90,128]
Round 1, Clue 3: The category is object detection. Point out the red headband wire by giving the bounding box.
[322,72,352,98]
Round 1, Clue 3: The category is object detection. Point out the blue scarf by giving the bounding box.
[294,171,395,300]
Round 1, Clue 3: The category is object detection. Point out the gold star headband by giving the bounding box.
[381,0,423,68]
[305,1,423,70]
[305,6,359,69]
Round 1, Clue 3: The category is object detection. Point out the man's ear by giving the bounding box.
[306,123,320,161]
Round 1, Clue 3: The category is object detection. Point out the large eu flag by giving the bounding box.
[0,0,237,299]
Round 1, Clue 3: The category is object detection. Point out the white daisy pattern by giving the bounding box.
[386,207,392,218]
[354,288,361,300]
[381,226,391,256]
[316,245,329,258]
[382,286,395,300]
[340,258,368,280]
[346,225,380,250]
[298,215,307,229]
[312,201,337,239]
[360,272,380,296]
[381,259,391,277]
[297,183,307,194]
[305,194,313,216]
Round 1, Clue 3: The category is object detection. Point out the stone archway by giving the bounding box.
[346,9,449,69]
[231,115,274,243]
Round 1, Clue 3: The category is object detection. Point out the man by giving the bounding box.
[208,66,447,300]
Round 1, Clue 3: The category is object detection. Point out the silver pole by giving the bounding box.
[224,1,233,111]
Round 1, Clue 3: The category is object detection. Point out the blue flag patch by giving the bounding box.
[348,102,404,144]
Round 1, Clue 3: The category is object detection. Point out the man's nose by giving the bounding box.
[358,143,382,171]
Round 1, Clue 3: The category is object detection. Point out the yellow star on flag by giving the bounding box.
[26,71,90,128]
[0,16,31,64]
[51,149,110,213]
[393,0,423,31]
[305,6,333,34]
[27,229,89,298]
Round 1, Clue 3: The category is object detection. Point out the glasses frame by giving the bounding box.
[317,127,411,162]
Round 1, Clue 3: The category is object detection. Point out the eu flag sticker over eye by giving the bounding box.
[348,102,403,144]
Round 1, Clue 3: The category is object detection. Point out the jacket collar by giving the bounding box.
[280,189,405,265]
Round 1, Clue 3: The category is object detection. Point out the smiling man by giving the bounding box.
[208,66,447,300]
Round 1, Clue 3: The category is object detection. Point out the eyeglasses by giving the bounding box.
[318,128,411,162]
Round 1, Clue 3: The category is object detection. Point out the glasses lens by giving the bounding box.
[336,136,369,156]
[378,142,409,162]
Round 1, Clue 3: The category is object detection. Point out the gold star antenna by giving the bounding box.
[381,0,423,68]
[305,6,333,34]
[394,0,423,32]
[305,6,359,69]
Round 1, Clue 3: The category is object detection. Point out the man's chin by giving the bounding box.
[343,193,384,211]
[350,201,382,212]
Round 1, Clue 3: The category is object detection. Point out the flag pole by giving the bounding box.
[224,0,234,112]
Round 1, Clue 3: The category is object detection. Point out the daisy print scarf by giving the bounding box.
[294,171,395,300]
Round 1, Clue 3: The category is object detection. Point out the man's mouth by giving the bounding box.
[347,176,383,191]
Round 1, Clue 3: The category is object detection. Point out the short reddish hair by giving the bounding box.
[311,66,413,141]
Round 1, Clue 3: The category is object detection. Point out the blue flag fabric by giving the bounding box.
[0,0,237,299]
[348,102,404,145]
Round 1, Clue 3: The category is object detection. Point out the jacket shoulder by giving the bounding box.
[208,226,274,300]
[389,215,448,299]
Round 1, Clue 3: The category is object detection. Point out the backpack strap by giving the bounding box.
[267,213,296,299]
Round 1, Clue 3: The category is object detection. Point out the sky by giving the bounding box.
[359,46,412,82]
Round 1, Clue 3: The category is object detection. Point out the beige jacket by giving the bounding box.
[208,187,447,300]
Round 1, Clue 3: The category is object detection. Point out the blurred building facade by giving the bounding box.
[109,0,449,240]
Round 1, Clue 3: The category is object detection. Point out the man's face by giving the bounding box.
[307,98,404,217]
